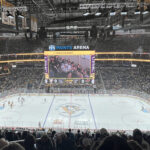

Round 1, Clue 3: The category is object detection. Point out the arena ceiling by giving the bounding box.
[0,0,150,35]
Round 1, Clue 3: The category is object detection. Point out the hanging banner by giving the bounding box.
[31,15,37,32]
[2,11,16,26]
[22,13,27,29]
[1,11,9,25]
[1,0,16,26]
[9,11,16,26]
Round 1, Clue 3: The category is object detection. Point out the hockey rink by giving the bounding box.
[0,94,150,131]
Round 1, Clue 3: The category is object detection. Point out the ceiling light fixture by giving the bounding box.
[83,7,91,16]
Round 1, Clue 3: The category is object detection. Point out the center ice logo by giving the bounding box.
[56,103,85,117]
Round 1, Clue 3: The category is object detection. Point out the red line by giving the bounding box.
[68,94,72,129]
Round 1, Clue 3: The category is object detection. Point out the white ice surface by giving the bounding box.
[0,94,150,131]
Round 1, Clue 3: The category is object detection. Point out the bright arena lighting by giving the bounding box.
[134,11,141,15]
[18,14,24,19]
[8,15,14,19]
[143,11,149,15]
[110,12,116,16]
[83,12,90,16]
[121,12,127,15]
[95,12,101,16]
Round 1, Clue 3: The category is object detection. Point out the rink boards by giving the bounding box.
[0,93,150,131]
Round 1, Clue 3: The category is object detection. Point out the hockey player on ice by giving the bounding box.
[38,121,41,128]
[10,102,13,109]
[3,103,5,108]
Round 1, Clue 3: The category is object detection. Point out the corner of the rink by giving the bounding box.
[141,106,150,113]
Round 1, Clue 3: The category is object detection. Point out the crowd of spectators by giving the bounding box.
[1,61,150,95]
[49,56,90,78]
[0,128,150,150]
[0,56,150,150]
[1,60,150,150]
[95,62,150,94]
[0,66,44,93]
[0,65,9,76]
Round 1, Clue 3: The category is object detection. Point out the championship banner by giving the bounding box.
[1,11,9,25]
[9,11,16,26]
[2,11,16,26]
[31,15,37,32]
[22,13,27,29]
[1,0,16,26]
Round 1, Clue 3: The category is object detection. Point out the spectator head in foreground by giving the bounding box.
[128,140,143,150]
[38,134,53,150]
[0,143,25,150]
[0,139,9,149]
[133,129,143,145]
[100,128,109,137]
[24,134,35,150]
[133,129,150,150]
[97,135,132,150]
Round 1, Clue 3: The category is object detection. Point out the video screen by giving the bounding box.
[49,55,91,78]
[44,51,95,84]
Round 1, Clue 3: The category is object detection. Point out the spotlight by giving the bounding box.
[121,6,128,16]
[95,7,102,16]
[83,7,91,16]
[142,10,149,15]
[110,7,116,16]
[16,10,24,18]
[95,12,101,16]
[134,6,140,15]
[83,12,90,16]
[142,5,150,15]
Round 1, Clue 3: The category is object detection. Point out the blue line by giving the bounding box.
[43,95,55,128]
[88,94,97,129]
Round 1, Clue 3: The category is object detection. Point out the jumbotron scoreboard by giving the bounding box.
[44,51,95,84]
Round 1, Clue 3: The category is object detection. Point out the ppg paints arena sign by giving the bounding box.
[49,45,90,51]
